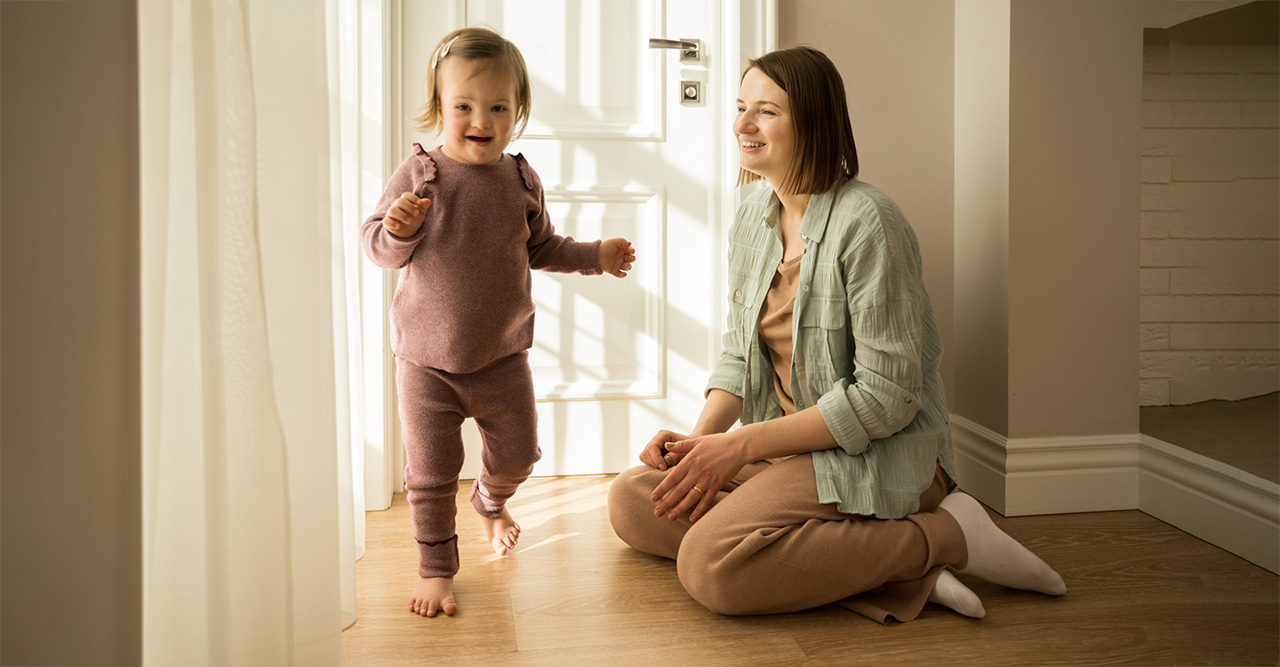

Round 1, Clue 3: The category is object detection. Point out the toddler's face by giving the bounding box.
[437,58,518,165]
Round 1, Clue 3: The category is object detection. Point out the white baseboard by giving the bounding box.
[949,415,1280,574]
[950,416,1008,515]
[951,416,1140,516]
[1004,433,1142,516]
[1138,435,1279,574]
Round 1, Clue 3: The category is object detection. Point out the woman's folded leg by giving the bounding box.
[674,454,966,620]
[608,460,775,560]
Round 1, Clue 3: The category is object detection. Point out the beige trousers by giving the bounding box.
[607,454,967,622]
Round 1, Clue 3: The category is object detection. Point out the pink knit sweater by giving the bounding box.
[362,145,602,373]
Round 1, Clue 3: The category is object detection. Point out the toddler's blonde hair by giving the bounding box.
[413,27,532,139]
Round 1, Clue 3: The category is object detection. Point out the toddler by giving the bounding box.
[361,26,636,618]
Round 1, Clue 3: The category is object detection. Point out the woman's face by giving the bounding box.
[733,67,795,188]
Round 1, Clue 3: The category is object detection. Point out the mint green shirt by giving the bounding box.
[706,178,956,518]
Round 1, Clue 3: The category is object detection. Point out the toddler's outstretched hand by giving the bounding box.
[598,238,636,278]
[382,192,431,238]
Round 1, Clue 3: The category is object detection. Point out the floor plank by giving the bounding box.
[342,476,1279,666]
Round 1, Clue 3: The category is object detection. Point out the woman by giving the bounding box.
[608,46,1065,622]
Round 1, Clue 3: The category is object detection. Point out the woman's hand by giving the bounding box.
[650,431,748,523]
[639,429,689,470]
[382,192,431,238]
[598,237,636,277]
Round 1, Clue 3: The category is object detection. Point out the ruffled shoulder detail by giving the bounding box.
[411,143,437,183]
[514,153,537,191]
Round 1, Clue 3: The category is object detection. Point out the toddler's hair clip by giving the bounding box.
[431,36,460,70]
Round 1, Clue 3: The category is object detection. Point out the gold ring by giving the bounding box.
[691,485,705,495]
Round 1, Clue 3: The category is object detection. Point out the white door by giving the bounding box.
[395,0,772,477]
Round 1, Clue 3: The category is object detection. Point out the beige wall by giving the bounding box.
[778,0,957,410]
[954,0,1011,434]
[1005,0,1148,438]
[0,0,142,664]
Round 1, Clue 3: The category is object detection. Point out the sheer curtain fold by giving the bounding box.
[141,0,362,664]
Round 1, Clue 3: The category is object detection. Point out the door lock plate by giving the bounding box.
[680,80,702,105]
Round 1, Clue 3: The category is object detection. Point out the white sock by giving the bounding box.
[927,569,986,618]
[939,492,1067,596]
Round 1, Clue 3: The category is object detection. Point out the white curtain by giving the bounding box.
[140,0,365,664]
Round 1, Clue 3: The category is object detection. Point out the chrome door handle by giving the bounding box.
[648,37,701,63]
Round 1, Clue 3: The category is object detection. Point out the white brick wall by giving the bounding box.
[1140,41,1279,407]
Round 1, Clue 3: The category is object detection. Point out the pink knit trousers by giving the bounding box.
[608,454,967,621]
[396,352,540,579]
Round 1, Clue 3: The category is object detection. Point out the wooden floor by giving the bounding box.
[1141,392,1279,484]
[343,476,1279,666]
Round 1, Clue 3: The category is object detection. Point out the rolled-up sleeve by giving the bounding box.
[705,310,747,399]
[816,198,926,456]
[818,300,924,455]
[706,273,748,398]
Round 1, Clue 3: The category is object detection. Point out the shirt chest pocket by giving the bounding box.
[728,281,761,357]
[796,301,851,395]
[730,282,757,321]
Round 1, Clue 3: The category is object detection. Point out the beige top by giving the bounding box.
[758,252,803,416]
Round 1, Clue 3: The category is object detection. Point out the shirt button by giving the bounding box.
[802,285,809,292]
[735,290,742,298]
[905,396,913,403]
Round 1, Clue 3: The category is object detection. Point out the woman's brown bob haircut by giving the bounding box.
[738,46,859,195]
[412,27,533,139]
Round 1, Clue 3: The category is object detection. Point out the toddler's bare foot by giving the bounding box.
[480,508,520,555]
[409,576,457,617]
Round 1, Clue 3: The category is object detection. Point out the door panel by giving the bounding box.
[477,0,663,139]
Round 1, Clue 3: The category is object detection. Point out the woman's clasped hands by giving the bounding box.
[643,429,748,524]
